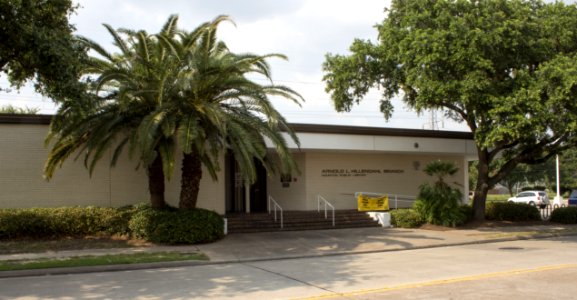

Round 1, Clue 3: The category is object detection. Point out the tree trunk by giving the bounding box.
[179,151,202,209]
[147,153,166,209]
[506,182,515,197]
[472,149,490,221]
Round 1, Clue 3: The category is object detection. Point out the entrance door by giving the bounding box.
[225,152,245,213]
[250,161,268,212]
[225,153,267,213]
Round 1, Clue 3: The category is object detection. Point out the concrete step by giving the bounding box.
[225,210,381,234]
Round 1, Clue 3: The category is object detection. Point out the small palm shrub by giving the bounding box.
[550,206,577,224]
[414,160,465,227]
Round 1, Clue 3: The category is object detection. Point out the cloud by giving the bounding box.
[4,0,469,130]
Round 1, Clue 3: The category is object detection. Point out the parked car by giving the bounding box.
[507,191,550,208]
[568,190,577,206]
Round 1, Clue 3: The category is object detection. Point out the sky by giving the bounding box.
[0,0,472,131]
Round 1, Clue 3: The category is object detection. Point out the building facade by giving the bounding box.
[0,115,476,214]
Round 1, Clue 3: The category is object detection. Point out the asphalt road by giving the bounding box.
[1,236,576,300]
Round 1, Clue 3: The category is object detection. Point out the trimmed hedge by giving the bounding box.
[0,206,133,239]
[550,206,577,224]
[485,202,540,221]
[390,209,424,228]
[0,205,224,244]
[459,205,474,224]
[129,207,224,244]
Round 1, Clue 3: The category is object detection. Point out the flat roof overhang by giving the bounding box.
[282,124,476,157]
[0,114,477,156]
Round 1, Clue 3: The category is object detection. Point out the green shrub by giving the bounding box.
[0,206,133,239]
[414,161,465,227]
[485,202,540,221]
[550,206,577,224]
[129,207,224,244]
[0,205,224,244]
[459,205,474,224]
[390,209,424,228]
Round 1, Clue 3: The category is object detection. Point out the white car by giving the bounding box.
[507,191,550,208]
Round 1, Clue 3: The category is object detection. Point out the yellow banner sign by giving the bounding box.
[357,194,389,211]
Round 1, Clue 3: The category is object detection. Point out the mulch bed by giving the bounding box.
[420,220,555,231]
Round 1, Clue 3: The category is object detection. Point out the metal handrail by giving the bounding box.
[268,195,283,229]
[317,195,335,227]
[392,194,417,210]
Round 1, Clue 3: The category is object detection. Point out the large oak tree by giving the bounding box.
[0,0,86,101]
[323,0,577,220]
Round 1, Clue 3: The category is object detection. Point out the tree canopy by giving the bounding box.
[44,21,179,208]
[0,0,86,101]
[46,15,303,209]
[0,104,39,114]
[323,0,577,220]
[150,16,303,209]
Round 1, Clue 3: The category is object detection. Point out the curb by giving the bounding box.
[1,230,576,279]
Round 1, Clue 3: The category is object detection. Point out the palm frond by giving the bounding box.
[161,15,180,37]
[103,24,131,57]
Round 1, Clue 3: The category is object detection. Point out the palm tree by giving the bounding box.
[45,20,183,208]
[415,160,464,226]
[423,160,459,184]
[145,15,303,209]
[46,15,303,210]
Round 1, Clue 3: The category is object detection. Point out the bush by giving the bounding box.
[550,206,577,224]
[459,205,474,224]
[414,160,465,227]
[485,202,541,221]
[390,209,424,228]
[0,206,133,239]
[0,205,224,245]
[414,186,465,227]
[129,207,224,244]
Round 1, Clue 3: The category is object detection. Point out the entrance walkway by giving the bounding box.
[1,224,576,278]
[196,224,577,262]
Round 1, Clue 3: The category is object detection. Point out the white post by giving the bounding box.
[245,182,251,213]
[554,155,563,206]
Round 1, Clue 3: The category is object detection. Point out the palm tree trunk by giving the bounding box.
[148,154,166,208]
[179,151,202,209]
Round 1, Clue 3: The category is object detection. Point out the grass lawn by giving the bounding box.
[486,194,510,202]
[0,235,209,272]
[0,235,151,255]
[0,251,208,272]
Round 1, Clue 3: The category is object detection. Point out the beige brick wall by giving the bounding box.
[0,124,225,214]
[1,123,470,214]
[267,152,307,210]
[0,124,111,207]
[304,152,466,210]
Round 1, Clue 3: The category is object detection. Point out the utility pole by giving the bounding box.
[423,109,444,130]
[554,155,563,207]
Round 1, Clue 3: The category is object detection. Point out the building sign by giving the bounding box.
[357,193,389,211]
[321,168,404,177]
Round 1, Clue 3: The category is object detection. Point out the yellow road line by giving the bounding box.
[295,264,577,300]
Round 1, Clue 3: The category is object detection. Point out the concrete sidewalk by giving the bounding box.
[1,224,577,278]
[196,224,577,262]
